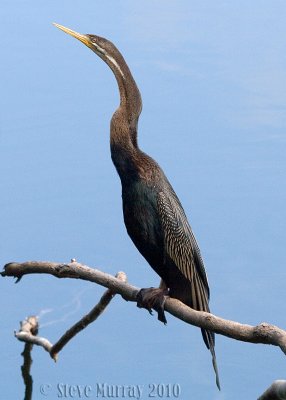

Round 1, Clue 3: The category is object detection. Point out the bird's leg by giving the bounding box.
[136,280,169,324]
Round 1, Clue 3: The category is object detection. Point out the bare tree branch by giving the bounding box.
[19,317,38,400]
[50,271,127,359]
[3,260,286,356]
[15,316,53,354]
[258,380,286,400]
[13,270,127,361]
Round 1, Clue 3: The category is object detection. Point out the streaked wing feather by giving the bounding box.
[157,190,209,299]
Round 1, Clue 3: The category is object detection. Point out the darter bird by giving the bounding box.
[53,23,220,390]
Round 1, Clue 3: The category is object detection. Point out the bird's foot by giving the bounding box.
[136,287,169,324]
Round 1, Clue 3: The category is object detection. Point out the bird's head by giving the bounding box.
[53,23,125,78]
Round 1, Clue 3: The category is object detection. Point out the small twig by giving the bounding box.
[17,316,39,336]
[21,344,33,400]
[4,260,286,356]
[19,317,38,400]
[50,271,127,359]
[258,380,286,400]
[15,316,53,354]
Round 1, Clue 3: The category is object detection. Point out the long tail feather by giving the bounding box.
[202,328,221,390]
[195,273,221,390]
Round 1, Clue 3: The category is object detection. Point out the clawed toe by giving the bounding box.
[136,287,169,324]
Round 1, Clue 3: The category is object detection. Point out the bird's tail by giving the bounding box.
[179,270,221,389]
[202,328,221,390]
[192,272,221,390]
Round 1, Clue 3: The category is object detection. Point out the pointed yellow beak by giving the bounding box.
[53,23,93,49]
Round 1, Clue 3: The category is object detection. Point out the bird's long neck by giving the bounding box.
[103,48,143,181]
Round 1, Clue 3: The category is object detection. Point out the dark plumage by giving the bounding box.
[54,23,220,390]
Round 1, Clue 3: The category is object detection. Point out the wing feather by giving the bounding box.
[157,190,209,299]
[157,188,220,389]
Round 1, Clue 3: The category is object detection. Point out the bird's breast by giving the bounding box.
[122,181,159,241]
[122,180,165,274]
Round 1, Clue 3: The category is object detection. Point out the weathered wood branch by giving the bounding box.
[15,315,52,354]
[3,260,286,356]
[258,380,286,400]
[50,271,127,359]
[13,270,127,361]
[18,317,38,400]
